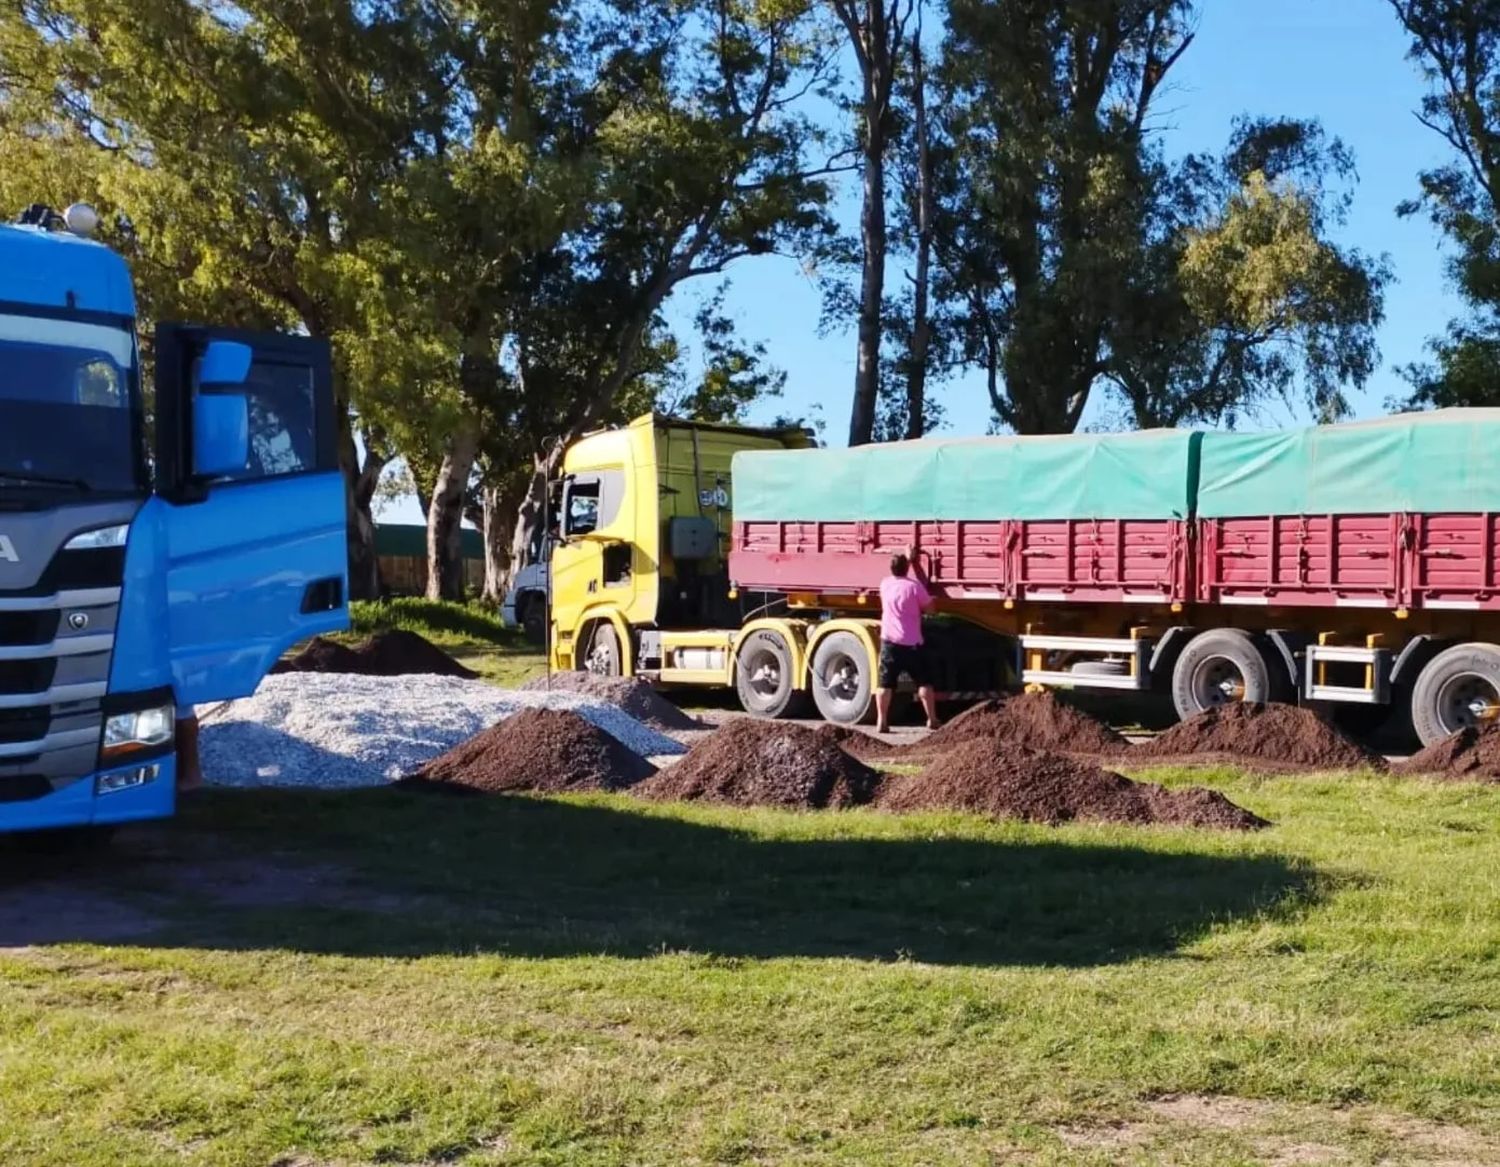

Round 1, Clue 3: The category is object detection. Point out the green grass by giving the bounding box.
[3,768,1499,1165]
[346,598,547,687]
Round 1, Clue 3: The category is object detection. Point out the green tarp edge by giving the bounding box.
[1196,409,1500,517]
[732,430,1201,522]
[732,409,1500,524]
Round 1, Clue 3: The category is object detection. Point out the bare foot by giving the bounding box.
[876,725,890,736]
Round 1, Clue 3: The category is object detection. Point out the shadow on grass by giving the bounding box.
[2,789,1315,967]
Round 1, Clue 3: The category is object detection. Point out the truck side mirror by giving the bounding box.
[193,393,249,477]
[191,340,253,477]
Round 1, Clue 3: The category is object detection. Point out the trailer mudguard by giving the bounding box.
[153,326,348,703]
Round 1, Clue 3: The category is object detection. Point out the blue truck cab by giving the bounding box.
[0,205,348,834]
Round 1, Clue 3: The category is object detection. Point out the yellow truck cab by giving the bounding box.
[549,413,811,682]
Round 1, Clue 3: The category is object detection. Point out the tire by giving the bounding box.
[519,596,546,646]
[734,629,809,719]
[1171,629,1276,720]
[808,631,875,725]
[1411,642,1500,746]
[584,622,623,678]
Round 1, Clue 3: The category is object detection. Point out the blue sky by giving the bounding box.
[383,0,1463,525]
[664,0,1462,441]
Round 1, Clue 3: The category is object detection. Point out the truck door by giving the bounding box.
[154,325,348,704]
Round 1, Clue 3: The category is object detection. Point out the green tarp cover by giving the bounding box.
[1196,409,1500,518]
[732,429,1200,522]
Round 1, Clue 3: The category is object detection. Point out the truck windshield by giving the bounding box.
[0,313,145,498]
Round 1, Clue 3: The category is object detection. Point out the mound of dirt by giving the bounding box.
[521,672,700,732]
[273,630,477,679]
[1132,702,1384,772]
[637,720,882,809]
[815,723,896,759]
[1395,723,1500,782]
[907,691,1128,758]
[400,707,655,795]
[880,739,1267,830]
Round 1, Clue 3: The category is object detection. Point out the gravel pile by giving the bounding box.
[199,673,683,789]
[520,672,701,731]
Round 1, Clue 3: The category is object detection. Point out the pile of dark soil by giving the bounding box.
[906,691,1128,758]
[399,708,655,795]
[1132,703,1384,772]
[521,672,700,731]
[880,739,1267,830]
[637,720,882,809]
[1395,723,1500,782]
[815,723,895,759]
[272,630,477,679]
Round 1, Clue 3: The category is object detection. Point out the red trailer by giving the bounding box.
[727,412,1500,745]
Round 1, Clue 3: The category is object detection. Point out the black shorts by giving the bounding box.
[879,641,929,688]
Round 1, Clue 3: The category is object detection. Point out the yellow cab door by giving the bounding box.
[550,460,638,671]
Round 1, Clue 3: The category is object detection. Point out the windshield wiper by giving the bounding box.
[0,469,92,492]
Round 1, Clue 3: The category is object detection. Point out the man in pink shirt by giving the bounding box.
[877,546,939,734]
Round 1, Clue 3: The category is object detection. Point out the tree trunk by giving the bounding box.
[480,482,518,604]
[337,407,385,602]
[848,121,889,447]
[841,0,902,448]
[425,425,478,602]
[905,22,934,441]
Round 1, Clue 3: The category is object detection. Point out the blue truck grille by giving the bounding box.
[0,610,61,647]
[0,659,57,694]
[0,708,50,745]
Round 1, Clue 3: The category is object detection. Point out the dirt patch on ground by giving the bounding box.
[1395,723,1500,782]
[1132,703,1385,772]
[400,708,655,795]
[272,630,477,679]
[636,720,882,809]
[899,692,1129,759]
[0,827,425,950]
[879,739,1267,830]
[521,672,701,732]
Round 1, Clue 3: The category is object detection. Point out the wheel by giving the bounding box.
[1411,642,1500,746]
[808,631,875,725]
[734,629,809,719]
[519,596,546,646]
[1171,629,1276,720]
[584,622,623,677]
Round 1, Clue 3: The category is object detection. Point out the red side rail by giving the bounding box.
[731,518,1190,605]
[1196,514,1404,609]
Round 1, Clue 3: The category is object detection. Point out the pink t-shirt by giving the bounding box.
[879,575,933,646]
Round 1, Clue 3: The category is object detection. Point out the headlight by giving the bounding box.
[65,524,129,550]
[100,703,174,762]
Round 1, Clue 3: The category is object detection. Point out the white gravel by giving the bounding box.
[198,672,685,790]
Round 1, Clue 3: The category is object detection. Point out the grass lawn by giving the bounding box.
[347,597,547,688]
[2,767,1498,1165]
